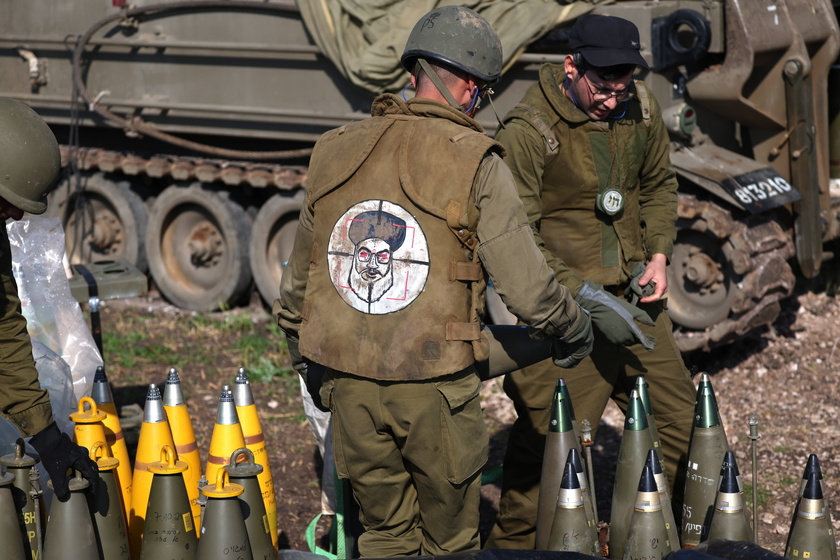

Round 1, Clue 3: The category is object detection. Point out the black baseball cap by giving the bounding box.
[569,14,649,70]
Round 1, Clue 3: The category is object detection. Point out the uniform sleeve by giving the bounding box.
[0,229,52,437]
[495,118,586,295]
[473,153,584,339]
[273,196,315,342]
[638,93,678,260]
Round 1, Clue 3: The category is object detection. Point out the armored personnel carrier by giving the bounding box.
[1,0,837,351]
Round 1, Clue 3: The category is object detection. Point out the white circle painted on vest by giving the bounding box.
[327,200,430,315]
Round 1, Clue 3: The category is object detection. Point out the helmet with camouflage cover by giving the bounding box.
[0,98,61,215]
[401,5,503,84]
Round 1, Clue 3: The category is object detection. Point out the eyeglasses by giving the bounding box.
[581,73,634,103]
[357,248,391,265]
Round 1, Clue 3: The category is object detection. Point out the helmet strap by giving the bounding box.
[485,90,505,130]
[417,58,462,110]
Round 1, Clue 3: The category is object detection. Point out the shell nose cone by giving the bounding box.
[561,461,580,490]
[163,367,185,406]
[144,384,166,423]
[803,471,824,500]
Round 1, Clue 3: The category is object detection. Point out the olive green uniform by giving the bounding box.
[276,93,584,557]
[0,226,52,437]
[486,64,695,548]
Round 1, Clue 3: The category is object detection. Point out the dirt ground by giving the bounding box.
[95,280,840,557]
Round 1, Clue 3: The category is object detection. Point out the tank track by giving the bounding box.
[60,146,308,191]
[674,194,796,352]
[58,147,797,351]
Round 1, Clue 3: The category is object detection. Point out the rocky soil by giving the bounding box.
[96,282,840,556]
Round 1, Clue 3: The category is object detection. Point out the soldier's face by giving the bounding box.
[0,197,23,221]
[564,57,633,121]
[354,238,392,281]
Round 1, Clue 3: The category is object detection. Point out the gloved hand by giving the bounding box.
[287,335,329,413]
[551,306,594,368]
[574,280,657,350]
[300,361,329,413]
[627,262,656,306]
[286,334,306,372]
[29,422,99,502]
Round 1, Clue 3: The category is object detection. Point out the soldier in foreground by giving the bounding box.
[275,6,592,557]
[0,98,99,500]
[487,14,696,548]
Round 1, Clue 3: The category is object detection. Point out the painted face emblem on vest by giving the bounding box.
[596,188,625,216]
[328,200,430,314]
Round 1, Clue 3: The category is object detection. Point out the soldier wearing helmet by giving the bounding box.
[275,6,592,556]
[0,98,100,502]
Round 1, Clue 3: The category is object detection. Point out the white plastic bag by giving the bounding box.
[7,217,102,402]
[300,377,336,515]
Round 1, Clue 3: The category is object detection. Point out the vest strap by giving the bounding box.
[446,321,481,342]
[310,239,320,264]
[446,199,479,251]
[450,130,481,143]
[634,79,652,127]
[450,261,482,282]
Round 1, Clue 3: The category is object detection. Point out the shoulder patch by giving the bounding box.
[509,103,559,157]
[633,79,652,126]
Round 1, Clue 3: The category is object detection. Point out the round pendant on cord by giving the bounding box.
[597,189,624,216]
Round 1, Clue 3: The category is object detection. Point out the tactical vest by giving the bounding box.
[298,111,499,381]
[506,68,653,287]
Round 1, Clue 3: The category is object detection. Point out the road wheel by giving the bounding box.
[249,191,304,305]
[669,193,795,351]
[47,172,148,272]
[667,226,736,330]
[146,184,251,311]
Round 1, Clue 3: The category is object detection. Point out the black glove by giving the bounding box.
[302,362,329,413]
[574,280,657,350]
[551,306,594,368]
[288,335,329,413]
[30,422,99,502]
[286,334,306,372]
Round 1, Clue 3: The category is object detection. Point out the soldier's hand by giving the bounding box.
[286,334,306,372]
[300,361,329,413]
[30,422,100,502]
[288,335,329,412]
[638,254,668,303]
[551,306,594,368]
[574,280,657,350]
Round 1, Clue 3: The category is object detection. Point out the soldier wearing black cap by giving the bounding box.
[486,14,695,549]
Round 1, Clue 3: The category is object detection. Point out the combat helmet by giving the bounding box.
[0,98,61,215]
[401,5,503,84]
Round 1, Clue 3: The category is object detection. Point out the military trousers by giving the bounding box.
[323,368,488,557]
[485,301,695,549]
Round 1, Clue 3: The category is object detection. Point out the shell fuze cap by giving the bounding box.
[569,14,649,70]
[401,5,503,84]
[0,98,60,215]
